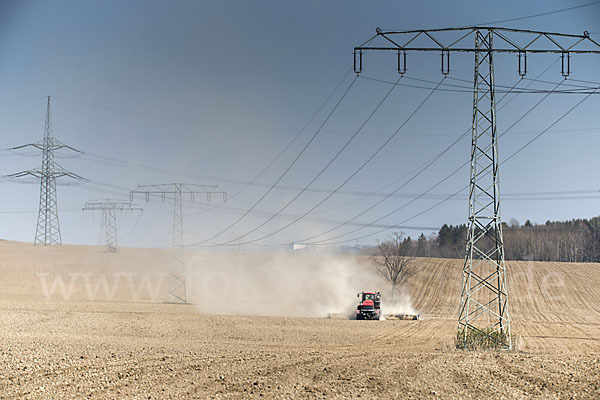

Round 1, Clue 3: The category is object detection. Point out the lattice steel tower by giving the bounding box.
[83,200,142,252]
[7,96,84,245]
[353,27,600,349]
[130,184,226,304]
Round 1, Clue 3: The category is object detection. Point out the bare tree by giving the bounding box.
[372,233,417,303]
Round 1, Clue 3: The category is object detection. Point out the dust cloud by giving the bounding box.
[186,251,386,318]
[381,295,417,316]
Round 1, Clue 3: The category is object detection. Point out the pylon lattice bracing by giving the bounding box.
[458,31,510,349]
[105,208,118,252]
[83,200,142,253]
[172,187,185,303]
[130,184,226,304]
[7,96,84,245]
[352,27,600,350]
[36,124,61,245]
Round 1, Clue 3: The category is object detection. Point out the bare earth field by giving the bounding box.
[1,240,599,399]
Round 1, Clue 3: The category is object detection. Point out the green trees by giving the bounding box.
[375,216,600,263]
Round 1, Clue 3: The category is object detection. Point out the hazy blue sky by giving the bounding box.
[0,0,599,249]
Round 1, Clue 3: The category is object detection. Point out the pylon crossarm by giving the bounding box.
[5,170,42,179]
[48,138,83,153]
[8,143,45,151]
[6,97,83,246]
[130,183,227,304]
[53,171,85,180]
[352,26,600,352]
[355,27,600,55]
[11,141,81,153]
[83,199,142,252]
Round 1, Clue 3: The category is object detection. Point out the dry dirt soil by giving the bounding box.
[1,240,599,399]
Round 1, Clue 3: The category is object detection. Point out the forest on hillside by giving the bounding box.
[379,217,600,263]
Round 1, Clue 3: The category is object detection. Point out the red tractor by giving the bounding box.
[355,291,381,320]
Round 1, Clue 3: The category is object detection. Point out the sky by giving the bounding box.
[0,0,599,249]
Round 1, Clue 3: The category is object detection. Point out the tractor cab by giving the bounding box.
[356,291,381,320]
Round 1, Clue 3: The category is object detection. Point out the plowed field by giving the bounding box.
[0,241,599,399]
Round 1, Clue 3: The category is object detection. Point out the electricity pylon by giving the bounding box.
[353,27,600,349]
[7,96,84,245]
[83,200,142,252]
[130,184,227,304]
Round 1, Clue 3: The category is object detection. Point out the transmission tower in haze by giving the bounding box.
[83,199,142,252]
[7,96,84,245]
[130,183,227,304]
[353,27,600,349]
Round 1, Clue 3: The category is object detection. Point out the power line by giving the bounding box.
[79,176,600,231]
[74,75,358,245]
[304,69,541,218]
[183,59,566,247]
[201,60,591,247]
[473,1,600,26]
[67,122,599,202]
[311,83,599,246]
[446,74,600,90]
[217,78,445,247]
[4,96,84,245]
[82,199,142,252]
[226,59,561,246]
[190,75,404,247]
[117,207,146,243]
[341,30,600,341]
[359,74,600,94]
[503,85,600,164]
[65,69,600,195]
[183,75,360,245]
[180,69,354,226]
[295,77,567,246]
[181,200,442,233]
[304,65,596,219]
[130,183,226,304]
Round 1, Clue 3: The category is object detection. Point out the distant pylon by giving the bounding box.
[7,96,84,245]
[83,200,142,252]
[130,184,226,303]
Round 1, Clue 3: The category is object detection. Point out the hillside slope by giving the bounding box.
[1,241,599,398]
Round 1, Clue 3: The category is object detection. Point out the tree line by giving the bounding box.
[375,216,600,263]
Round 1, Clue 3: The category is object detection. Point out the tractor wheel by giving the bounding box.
[356,314,363,320]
